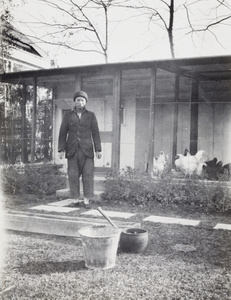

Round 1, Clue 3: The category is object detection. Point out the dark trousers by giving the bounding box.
[67,148,94,199]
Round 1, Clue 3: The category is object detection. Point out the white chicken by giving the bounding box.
[175,154,184,171]
[175,150,207,177]
[152,151,169,177]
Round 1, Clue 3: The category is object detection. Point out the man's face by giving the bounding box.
[74,97,87,109]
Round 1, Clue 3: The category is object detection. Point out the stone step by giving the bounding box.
[3,211,140,238]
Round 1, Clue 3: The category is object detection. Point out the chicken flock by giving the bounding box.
[152,149,230,180]
[175,149,207,177]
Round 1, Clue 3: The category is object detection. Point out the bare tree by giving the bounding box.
[16,0,119,63]
[7,0,231,63]
[112,0,231,58]
[137,0,176,58]
[0,1,13,72]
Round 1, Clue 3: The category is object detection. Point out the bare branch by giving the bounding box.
[21,31,104,55]
[70,0,107,54]
[184,4,194,32]
[216,0,231,11]
[187,14,231,33]
[35,0,111,62]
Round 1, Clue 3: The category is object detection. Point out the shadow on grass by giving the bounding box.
[18,259,86,275]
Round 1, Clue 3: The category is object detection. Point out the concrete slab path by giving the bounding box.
[48,199,82,207]
[214,223,231,230]
[143,215,200,227]
[29,205,79,213]
[8,198,231,234]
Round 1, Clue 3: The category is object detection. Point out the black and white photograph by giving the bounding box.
[0,1,231,299]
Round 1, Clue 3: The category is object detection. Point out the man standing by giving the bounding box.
[58,90,102,208]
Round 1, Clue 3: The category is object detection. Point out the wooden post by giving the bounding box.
[51,86,55,163]
[112,70,121,171]
[31,77,37,163]
[172,74,179,165]
[190,78,199,155]
[21,84,28,163]
[148,67,157,173]
[75,74,81,91]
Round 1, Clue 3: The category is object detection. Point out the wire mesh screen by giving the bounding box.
[120,69,151,172]
[120,68,179,172]
[120,68,231,172]
[1,67,231,171]
[0,85,53,164]
[82,75,114,169]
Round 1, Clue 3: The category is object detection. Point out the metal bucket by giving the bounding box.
[78,225,121,269]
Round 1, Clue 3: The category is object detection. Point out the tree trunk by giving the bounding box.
[168,0,175,58]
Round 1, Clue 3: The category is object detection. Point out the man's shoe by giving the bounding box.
[68,202,79,207]
[68,199,82,207]
[84,203,91,209]
[82,197,91,209]
[78,202,85,208]
[78,202,91,209]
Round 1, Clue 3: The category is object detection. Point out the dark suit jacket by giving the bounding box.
[58,108,101,159]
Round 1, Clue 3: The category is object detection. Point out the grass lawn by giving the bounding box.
[1,193,231,299]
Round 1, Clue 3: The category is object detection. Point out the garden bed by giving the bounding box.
[102,167,231,214]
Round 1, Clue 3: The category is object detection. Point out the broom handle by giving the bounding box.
[97,207,119,229]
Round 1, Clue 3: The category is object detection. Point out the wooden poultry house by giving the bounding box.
[1,55,231,173]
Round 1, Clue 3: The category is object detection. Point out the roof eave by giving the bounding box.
[1,55,231,85]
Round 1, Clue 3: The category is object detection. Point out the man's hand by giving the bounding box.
[58,151,64,159]
[95,151,102,159]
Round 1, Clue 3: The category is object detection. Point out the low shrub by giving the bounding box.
[102,166,231,213]
[1,163,66,197]
[1,165,24,195]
